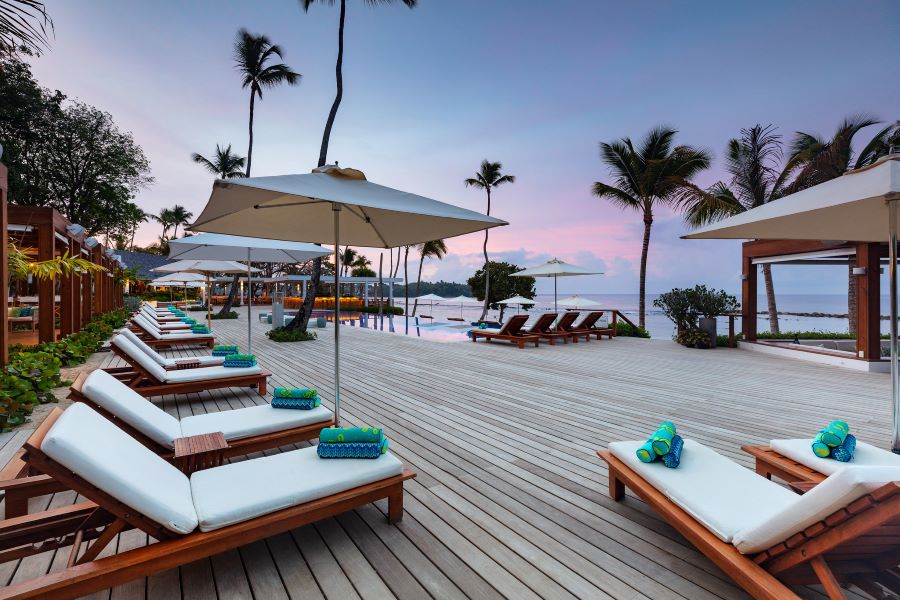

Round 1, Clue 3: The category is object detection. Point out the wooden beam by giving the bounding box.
[742,239,853,260]
[37,221,55,343]
[742,252,757,342]
[92,247,103,315]
[81,261,91,326]
[0,162,7,366]
[59,236,74,337]
[71,241,82,332]
[856,242,881,361]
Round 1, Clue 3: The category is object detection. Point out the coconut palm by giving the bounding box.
[168,204,194,239]
[465,160,515,319]
[191,144,246,179]
[0,0,53,55]
[593,126,711,328]
[677,125,795,333]
[289,0,416,333]
[412,239,447,316]
[151,208,175,241]
[234,28,300,176]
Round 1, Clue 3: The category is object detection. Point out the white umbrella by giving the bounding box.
[511,258,603,312]
[148,272,206,303]
[684,156,900,451]
[443,295,480,318]
[154,260,262,345]
[190,164,506,425]
[498,294,536,315]
[558,295,601,308]
[413,293,445,316]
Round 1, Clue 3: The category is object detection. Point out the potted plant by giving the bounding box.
[690,285,738,349]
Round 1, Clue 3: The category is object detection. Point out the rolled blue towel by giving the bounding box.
[819,420,849,447]
[661,435,684,468]
[272,396,321,410]
[830,434,857,462]
[636,441,655,463]
[317,438,388,459]
[651,422,676,456]
[223,359,257,368]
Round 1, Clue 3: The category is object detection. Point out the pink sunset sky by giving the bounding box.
[26,0,900,296]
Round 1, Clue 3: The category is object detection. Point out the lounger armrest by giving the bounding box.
[173,432,229,475]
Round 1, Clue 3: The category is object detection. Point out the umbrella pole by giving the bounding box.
[333,205,342,426]
[207,274,212,332]
[554,275,558,313]
[247,249,253,354]
[891,201,899,454]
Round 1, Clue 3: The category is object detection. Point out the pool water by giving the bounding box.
[356,314,479,342]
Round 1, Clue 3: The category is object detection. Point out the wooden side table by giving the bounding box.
[173,432,228,476]
[168,359,201,370]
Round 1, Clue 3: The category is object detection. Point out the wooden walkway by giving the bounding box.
[1,308,892,599]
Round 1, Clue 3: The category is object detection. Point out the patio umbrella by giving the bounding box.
[189,164,506,425]
[558,295,601,309]
[153,260,262,347]
[414,293,445,315]
[444,295,480,318]
[511,258,603,312]
[148,272,206,303]
[684,156,900,451]
[498,294,536,315]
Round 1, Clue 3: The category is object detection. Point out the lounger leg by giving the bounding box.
[257,377,267,396]
[809,557,846,600]
[388,487,404,523]
[609,469,625,501]
[754,459,773,480]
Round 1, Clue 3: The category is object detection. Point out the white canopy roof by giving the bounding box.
[153,260,261,274]
[498,295,536,305]
[189,165,507,248]
[558,295,600,308]
[444,295,480,304]
[684,157,900,242]
[415,293,445,302]
[149,272,206,283]
[511,258,603,278]
[168,233,330,262]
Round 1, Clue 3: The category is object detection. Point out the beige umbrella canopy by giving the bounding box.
[190,164,506,425]
[512,258,603,312]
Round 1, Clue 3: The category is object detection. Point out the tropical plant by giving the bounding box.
[592,126,711,328]
[151,207,175,240]
[234,28,300,176]
[289,0,417,333]
[168,204,193,239]
[191,143,246,179]
[677,125,793,333]
[7,241,105,283]
[412,239,447,316]
[467,261,535,322]
[465,160,515,320]
[0,0,53,56]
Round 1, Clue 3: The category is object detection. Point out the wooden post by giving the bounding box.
[71,241,82,332]
[59,235,74,337]
[81,249,92,326]
[37,222,56,342]
[742,251,757,342]
[0,162,8,366]
[92,246,103,315]
[856,242,882,361]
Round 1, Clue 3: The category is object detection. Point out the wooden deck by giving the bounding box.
[1,308,892,599]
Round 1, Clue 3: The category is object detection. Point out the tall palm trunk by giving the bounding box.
[847,260,857,335]
[246,90,256,176]
[762,263,780,334]
[218,274,240,316]
[412,254,425,316]
[480,187,492,320]
[288,0,345,332]
[637,210,652,329]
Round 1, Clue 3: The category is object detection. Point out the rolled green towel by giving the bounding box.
[224,353,255,362]
[819,420,849,447]
[812,433,832,458]
[651,421,676,456]
[274,387,317,399]
[319,426,383,444]
[636,441,655,463]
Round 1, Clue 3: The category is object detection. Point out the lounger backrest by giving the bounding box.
[112,335,169,382]
[499,314,529,335]
[732,465,900,554]
[528,313,557,333]
[81,370,181,448]
[40,403,198,534]
[557,312,579,330]
[119,328,167,366]
[577,311,602,329]
[134,314,164,339]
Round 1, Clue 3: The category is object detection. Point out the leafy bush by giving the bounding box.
[677,328,711,349]
[0,350,63,429]
[755,330,858,340]
[655,285,738,347]
[211,311,238,320]
[613,320,650,338]
[266,327,317,342]
[123,295,142,313]
[356,305,403,315]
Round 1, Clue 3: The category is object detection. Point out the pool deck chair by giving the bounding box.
[116,328,224,369]
[568,311,614,340]
[526,312,572,345]
[598,441,900,599]
[130,314,215,349]
[743,438,900,485]
[0,404,414,600]
[469,314,540,349]
[107,336,269,397]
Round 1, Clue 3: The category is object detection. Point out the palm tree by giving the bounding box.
[412,239,447,316]
[151,208,175,241]
[677,125,795,333]
[289,0,416,333]
[593,126,711,328]
[340,247,358,277]
[0,1,53,55]
[465,160,515,319]
[234,28,300,177]
[191,144,246,179]
[168,204,194,239]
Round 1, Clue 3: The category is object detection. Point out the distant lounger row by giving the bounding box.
[470,311,613,349]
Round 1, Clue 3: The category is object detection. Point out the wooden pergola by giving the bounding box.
[742,239,886,362]
[2,162,124,364]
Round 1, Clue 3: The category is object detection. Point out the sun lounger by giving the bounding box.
[131,314,215,349]
[743,438,900,484]
[599,439,900,599]
[117,328,224,369]
[0,404,414,599]
[140,306,184,322]
[108,335,269,397]
[526,312,572,345]
[568,311,614,340]
[469,314,540,349]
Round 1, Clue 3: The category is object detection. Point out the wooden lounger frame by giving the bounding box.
[470,314,540,349]
[527,313,572,345]
[0,410,415,600]
[567,311,614,340]
[598,449,900,600]
[741,444,828,484]
[108,343,270,397]
[129,320,215,349]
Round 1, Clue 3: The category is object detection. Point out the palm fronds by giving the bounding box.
[0,0,53,56]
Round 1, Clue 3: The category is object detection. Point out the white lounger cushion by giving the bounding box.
[733,466,900,553]
[180,404,332,441]
[770,438,900,476]
[82,370,183,447]
[112,336,169,381]
[41,403,198,534]
[190,446,403,531]
[609,440,797,543]
[163,364,262,383]
[119,328,223,368]
[135,315,206,340]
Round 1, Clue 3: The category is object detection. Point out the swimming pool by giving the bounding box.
[356,315,477,342]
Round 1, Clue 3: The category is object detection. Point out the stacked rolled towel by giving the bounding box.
[636,422,682,468]
[212,345,239,357]
[191,325,210,334]
[272,387,320,410]
[180,317,196,324]
[223,353,256,368]
[317,426,389,459]
[811,420,855,461]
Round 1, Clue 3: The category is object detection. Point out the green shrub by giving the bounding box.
[716,333,744,346]
[187,305,209,312]
[211,311,238,320]
[356,305,403,315]
[754,330,857,340]
[677,328,711,349]
[613,320,650,338]
[266,327,317,342]
[0,351,63,430]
